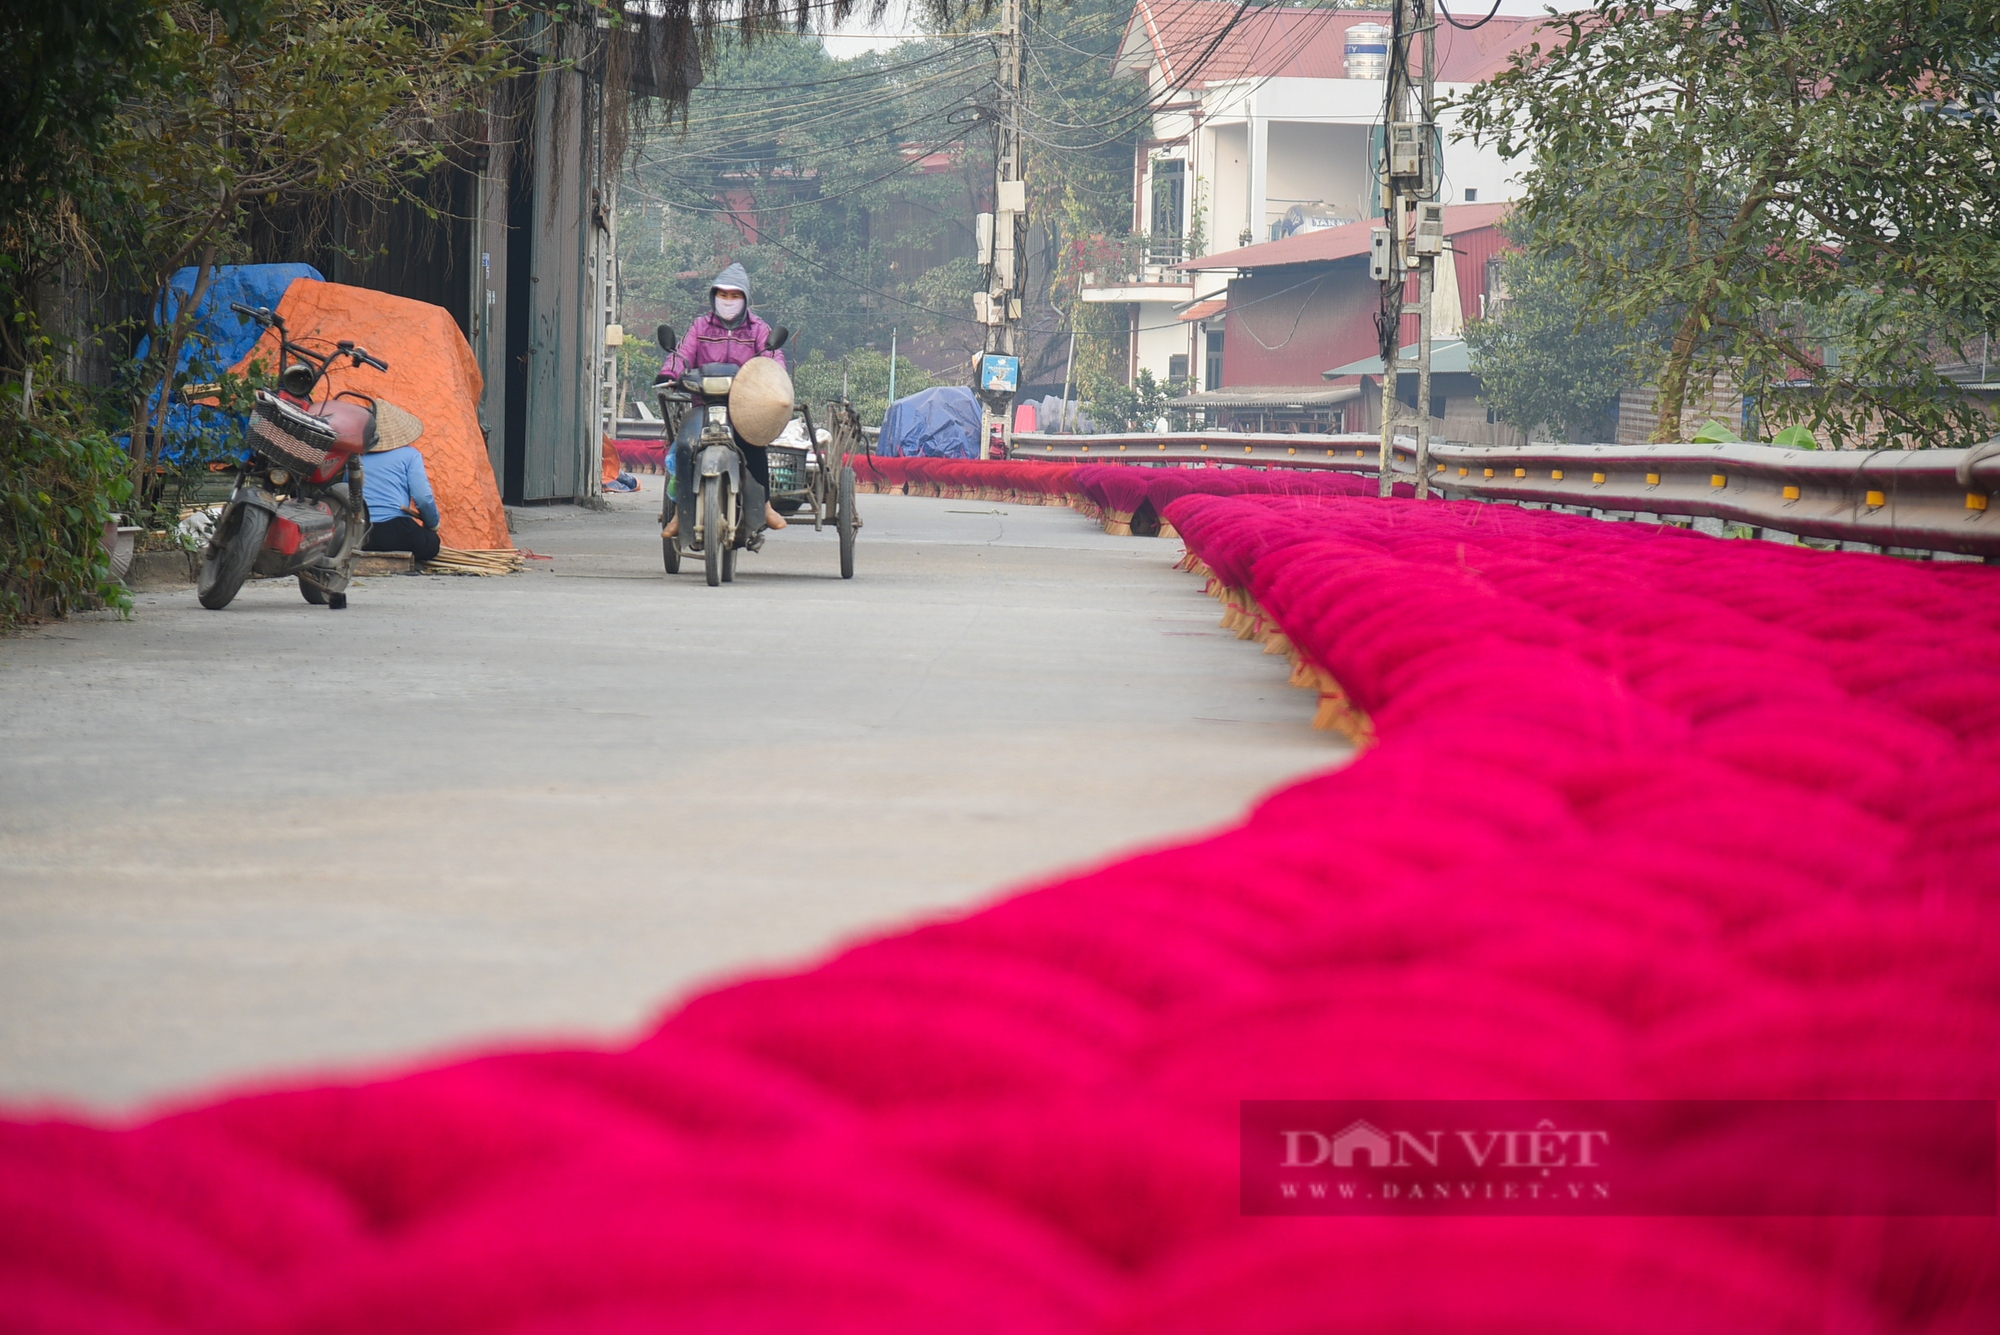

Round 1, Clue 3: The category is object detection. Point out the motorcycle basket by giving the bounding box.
[249,391,340,474]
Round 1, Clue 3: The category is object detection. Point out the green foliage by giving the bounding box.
[1456,0,2000,447]
[621,29,986,364]
[2,1,520,628]
[107,1,514,494]
[623,3,1150,391]
[793,348,934,429]
[1026,0,1155,390]
[1,368,135,631]
[1464,236,1657,442]
[1082,367,1172,433]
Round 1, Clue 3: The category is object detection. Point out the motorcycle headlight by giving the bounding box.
[268,469,291,487]
[701,375,734,397]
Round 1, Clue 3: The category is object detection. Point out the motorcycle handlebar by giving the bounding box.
[353,348,389,372]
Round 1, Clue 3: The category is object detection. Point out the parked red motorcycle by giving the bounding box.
[195,302,390,610]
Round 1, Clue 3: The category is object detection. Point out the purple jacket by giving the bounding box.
[659,312,787,385]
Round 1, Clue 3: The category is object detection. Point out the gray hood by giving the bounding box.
[709,262,751,305]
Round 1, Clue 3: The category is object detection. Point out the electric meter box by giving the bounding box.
[1369,228,1392,282]
[1413,203,1446,256]
[1389,123,1425,179]
[975,213,995,266]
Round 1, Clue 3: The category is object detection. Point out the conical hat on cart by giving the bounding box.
[731,356,795,449]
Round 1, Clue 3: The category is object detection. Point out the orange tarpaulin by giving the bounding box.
[230,280,510,552]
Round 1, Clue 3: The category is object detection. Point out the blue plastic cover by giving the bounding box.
[876,385,981,458]
[131,263,324,456]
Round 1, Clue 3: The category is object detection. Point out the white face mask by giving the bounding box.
[714,293,746,321]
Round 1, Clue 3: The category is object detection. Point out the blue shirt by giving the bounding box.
[361,446,439,530]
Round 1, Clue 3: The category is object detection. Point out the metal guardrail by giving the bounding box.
[1015,431,1393,473]
[1015,431,2000,559]
[615,417,666,440]
[1429,440,2000,559]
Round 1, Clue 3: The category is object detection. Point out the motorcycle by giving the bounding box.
[654,323,794,588]
[194,302,389,611]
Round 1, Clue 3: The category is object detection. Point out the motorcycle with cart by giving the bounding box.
[652,324,859,587]
[192,302,398,610]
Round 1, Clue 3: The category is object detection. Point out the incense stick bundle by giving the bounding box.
[427,547,526,575]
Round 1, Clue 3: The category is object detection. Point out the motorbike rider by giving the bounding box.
[658,262,789,538]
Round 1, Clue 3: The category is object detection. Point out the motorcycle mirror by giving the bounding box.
[657,324,676,352]
[767,326,790,351]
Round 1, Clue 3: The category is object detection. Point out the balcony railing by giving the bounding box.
[1081,234,1189,290]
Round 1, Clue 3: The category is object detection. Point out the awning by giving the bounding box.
[1165,385,1361,410]
[1179,298,1226,323]
[1325,338,1474,377]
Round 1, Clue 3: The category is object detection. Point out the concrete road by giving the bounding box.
[0,482,1346,1113]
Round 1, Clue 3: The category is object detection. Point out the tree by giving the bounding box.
[1021,0,1154,391]
[1457,0,2000,447]
[620,30,987,368]
[621,3,1150,390]
[793,347,934,428]
[1464,223,1661,441]
[0,2,267,369]
[106,1,511,499]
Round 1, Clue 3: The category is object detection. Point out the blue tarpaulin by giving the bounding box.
[131,263,323,456]
[876,385,981,458]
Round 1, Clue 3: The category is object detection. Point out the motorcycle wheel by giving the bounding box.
[702,475,726,587]
[661,499,680,574]
[197,505,270,610]
[299,575,328,605]
[837,465,857,580]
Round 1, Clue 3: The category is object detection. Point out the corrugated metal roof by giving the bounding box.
[1167,384,1363,409]
[1325,338,1475,378]
[1181,204,1511,272]
[1179,297,1226,322]
[1115,0,1551,88]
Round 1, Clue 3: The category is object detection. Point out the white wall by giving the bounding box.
[1206,123,1249,250]
[1133,304,1194,385]
[1181,76,1528,256]
[1265,122,1373,232]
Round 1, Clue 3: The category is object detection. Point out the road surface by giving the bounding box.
[0,482,1344,1112]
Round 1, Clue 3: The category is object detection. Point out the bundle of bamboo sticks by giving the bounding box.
[427,547,527,576]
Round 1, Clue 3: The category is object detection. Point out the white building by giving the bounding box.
[1084,0,1545,390]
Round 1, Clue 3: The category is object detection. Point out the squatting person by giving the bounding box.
[360,401,442,564]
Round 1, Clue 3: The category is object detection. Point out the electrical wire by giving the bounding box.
[722,227,991,326]
[682,36,990,93]
[651,55,985,133]
[636,93,967,167]
[1437,0,1506,32]
[1007,0,1262,153]
[629,127,972,216]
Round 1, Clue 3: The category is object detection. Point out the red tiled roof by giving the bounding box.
[1116,0,1549,88]
[1179,202,1512,272]
[1179,297,1226,322]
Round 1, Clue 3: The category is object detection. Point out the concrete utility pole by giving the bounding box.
[1374,0,1438,500]
[974,0,1027,457]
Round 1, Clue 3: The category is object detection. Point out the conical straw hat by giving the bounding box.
[369,399,426,452]
[729,356,795,448]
